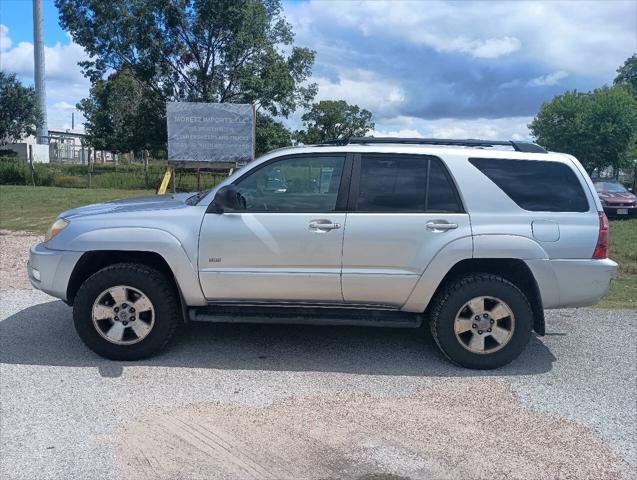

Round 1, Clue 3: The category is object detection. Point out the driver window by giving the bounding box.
[234,155,345,212]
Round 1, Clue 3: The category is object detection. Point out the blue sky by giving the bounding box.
[1,0,636,138]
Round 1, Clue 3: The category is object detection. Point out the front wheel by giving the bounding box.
[429,274,533,369]
[73,263,181,360]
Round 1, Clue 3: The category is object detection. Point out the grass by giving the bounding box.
[0,185,635,308]
[0,158,225,191]
[0,185,154,233]
[597,218,637,309]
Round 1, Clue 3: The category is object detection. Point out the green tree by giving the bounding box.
[56,0,316,118]
[78,69,166,152]
[0,72,40,145]
[614,54,637,98]
[614,54,637,163]
[529,87,637,175]
[295,100,374,144]
[255,113,292,156]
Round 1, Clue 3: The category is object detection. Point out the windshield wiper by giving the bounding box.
[186,189,210,205]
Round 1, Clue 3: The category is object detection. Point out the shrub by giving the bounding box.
[53,175,86,188]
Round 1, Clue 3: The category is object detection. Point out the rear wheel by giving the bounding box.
[73,263,181,360]
[429,274,533,369]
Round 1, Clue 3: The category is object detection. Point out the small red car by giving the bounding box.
[594,181,637,217]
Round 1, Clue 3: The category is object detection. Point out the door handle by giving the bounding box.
[426,221,458,232]
[309,220,342,231]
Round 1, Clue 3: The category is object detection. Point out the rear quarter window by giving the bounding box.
[469,157,589,212]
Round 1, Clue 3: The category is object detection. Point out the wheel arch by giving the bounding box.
[62,227,207,307]
[429,258,545,335]
[66,251,192,322]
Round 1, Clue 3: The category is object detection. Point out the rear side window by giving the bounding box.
[355,155,462,213]
[469,158,589,212]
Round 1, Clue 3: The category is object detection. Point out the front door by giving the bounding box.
[341,153,471,306]
[198,154,349,302]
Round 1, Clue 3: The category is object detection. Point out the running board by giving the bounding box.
[188,305,423,328]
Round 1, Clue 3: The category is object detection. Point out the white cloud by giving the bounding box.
[0,32,90,85]
[286,0,636,77]
[371,116,534,141]
[314,69,405,114]
[412,32,521,59]
[0,28,90,131]
[424,117,533,141]
[370,128,424,138]
[0,24,12,51]
[528,70,569,87]
[53,101,77,110]
[470,37,522,59]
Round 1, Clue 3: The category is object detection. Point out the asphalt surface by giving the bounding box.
[0,287,635,479]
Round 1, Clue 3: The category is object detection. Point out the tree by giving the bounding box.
[78,69,166,152]
[255,113,292,156]
[56,0,316,118]
[295,100,374,144]
[614,54,637,98]
[529,87,637,175]
[0,72,40,145]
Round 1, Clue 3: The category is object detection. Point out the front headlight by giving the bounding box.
[45,218,70,242]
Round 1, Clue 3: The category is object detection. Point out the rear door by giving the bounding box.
[341,153,471,306]
[198,153,351,302]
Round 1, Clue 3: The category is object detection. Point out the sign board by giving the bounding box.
[166,102,255,164]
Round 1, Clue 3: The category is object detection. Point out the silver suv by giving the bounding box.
[28,138,618,369]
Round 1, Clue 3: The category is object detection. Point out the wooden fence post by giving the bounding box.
[88,147,93,188]
[28,144,36,187]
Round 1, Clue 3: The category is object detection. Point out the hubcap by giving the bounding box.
[91,285,155,345]
[454,296,515,354]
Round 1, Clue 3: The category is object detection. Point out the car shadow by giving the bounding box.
[0,300,555,378]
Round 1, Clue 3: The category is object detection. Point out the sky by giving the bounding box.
[1,0,636,139]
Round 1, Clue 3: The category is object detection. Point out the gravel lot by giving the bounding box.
[1,232,635,480]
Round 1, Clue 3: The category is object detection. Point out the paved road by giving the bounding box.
[1,288,635,480]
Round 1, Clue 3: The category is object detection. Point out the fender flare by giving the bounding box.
[402,236,473,312]
[401,234,556,313]
[66,227,207,306]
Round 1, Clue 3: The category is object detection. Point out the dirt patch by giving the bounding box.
[0,230,42,290]
[116,378,623,480]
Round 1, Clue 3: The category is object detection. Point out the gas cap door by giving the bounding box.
[532,219,560,242]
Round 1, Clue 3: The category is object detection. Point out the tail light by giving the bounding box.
[592,212,609,259]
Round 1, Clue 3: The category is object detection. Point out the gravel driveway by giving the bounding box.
[1,232,635,480]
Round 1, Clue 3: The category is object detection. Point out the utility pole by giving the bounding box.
[33,0,48,144]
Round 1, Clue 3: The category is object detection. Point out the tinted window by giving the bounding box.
[234,155,345,212]
[427,160,462,212]
[355,155,461,212]
[469,158,589,212]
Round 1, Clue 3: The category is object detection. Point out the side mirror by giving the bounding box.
[207,185,241,213]
[628,187,634,193]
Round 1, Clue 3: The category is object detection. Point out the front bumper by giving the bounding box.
[28,243,83,301]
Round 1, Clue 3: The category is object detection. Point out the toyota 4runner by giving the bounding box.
[28,137,618,369]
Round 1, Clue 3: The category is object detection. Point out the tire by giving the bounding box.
[429,273,533,369]
[73,263,181,360]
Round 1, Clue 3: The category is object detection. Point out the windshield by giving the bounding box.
[595,182,628,193]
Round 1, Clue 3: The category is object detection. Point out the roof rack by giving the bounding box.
[318,137,547,154]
